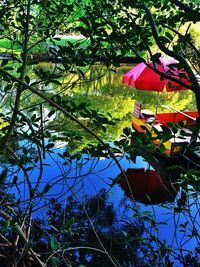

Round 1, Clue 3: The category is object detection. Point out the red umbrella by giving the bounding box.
[120,168,178,204]
[122,56,191,92]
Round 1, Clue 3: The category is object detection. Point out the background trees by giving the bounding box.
[75,0,200,108]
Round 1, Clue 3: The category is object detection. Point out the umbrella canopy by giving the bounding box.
[120,168,178,204]
[122,56,191,92]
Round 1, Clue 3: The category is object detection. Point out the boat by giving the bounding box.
[122,57,200,169]
[131,101,200,170]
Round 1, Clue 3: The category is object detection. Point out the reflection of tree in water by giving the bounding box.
[30,188,200,267]
[46,93,133,153]
[80,65,135,98]
[0,61,198,267]
[31,190,147,267]
[0,149,199,266]
[134,90,196,112]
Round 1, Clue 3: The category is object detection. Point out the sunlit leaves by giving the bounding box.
[0,1,199,266]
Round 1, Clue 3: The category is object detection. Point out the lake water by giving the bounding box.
[8,144,199,265]
[1,63,199,266]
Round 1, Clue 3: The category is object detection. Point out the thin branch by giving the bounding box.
[0,209,45,267]
[65,186,120,267]
[0,0,31,150]
[170,0,200,19]
[56,246,107,254]
[6,146,33,195]
[0,67,128,184]
[104,14,194,91]
[135,4,200,117]
[164,24,200,58]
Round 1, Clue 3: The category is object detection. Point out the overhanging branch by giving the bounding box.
[135,3,200,116]
[170,0,200,20]
[0,67,129,185]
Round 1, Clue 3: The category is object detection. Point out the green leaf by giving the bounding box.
[4,84,12,92]
[25,76,30,84]
[161,125,171,136]
[159,143,166,153]
[50,79,61,85]
[17,66,23,73]
[48,110,55,118]
[45,143,54,149]
[51,256,59,266]
[171,126,178,134]
[1,59,8,67]
[25,166,34,172]
[159,36,170,44]
[142,210,152,215]
[41,183,51,195]
[165,32,173,40]
[101,125,106,132]
[3,66,14,71]
[49,224,59,233]
[64,217,75,230]
[77,68,85,77]
[0,169,8,183]
[146,143,155,149]
[5,220,10,227]
[24,240,33,254]
[151,53,161,64]
[51,236,58,251]
[12,176,18,184]
[108,176,121,186]
[122,230,127,237]
[2,74,11,83]
[78,102,87,109]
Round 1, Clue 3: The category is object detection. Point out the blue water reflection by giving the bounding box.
[6,145,199,260]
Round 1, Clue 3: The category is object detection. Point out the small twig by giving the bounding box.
[0,67,128,184]
[40,103,46,159]
[0,210,45,267]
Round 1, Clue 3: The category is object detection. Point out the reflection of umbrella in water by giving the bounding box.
[120,168,178,204]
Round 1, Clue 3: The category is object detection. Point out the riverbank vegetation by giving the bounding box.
[0,0,199,266]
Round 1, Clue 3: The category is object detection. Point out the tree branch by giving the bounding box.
[104,14,194,91]
[170,0,200,20]
[0,209,45,267]
[135,3,200,117]
[0,67,128,184]
[0,0,31,150]
[163,24,200,59]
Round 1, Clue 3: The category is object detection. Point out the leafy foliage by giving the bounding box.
[0,0,199,266]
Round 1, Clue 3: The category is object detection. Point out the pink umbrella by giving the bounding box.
[122,56,191,91]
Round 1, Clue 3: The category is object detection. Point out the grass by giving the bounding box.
[0,36,137,54]
[0,37,141,59]
[0,37,90,54]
